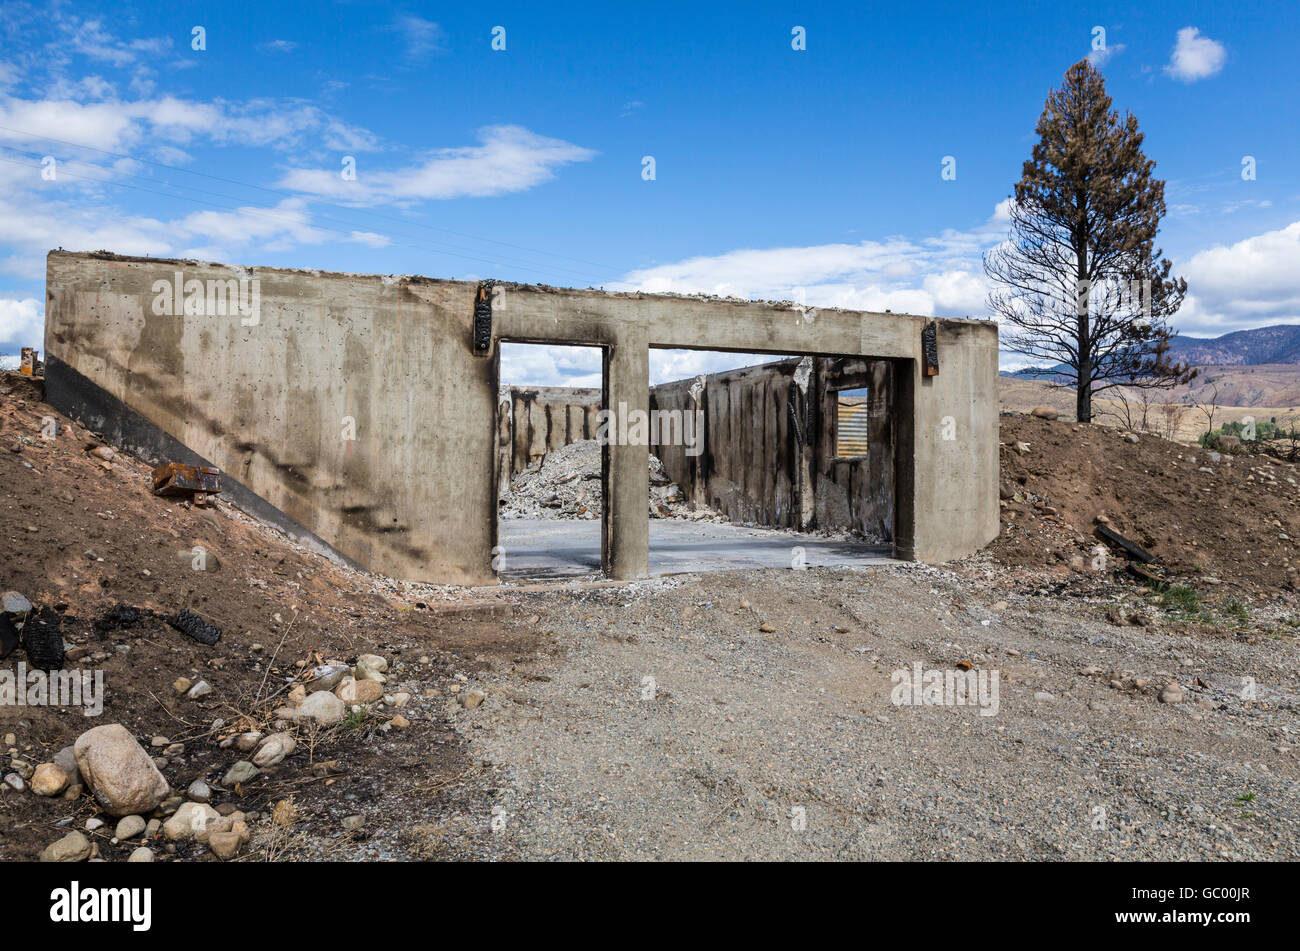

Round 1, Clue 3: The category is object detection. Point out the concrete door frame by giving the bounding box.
[495,338,624,577]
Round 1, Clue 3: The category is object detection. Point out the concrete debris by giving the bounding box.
[499,438,723,522]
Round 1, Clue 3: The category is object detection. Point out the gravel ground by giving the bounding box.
[444,565,1300,860]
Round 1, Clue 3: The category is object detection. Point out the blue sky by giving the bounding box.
[0,0,1296,383]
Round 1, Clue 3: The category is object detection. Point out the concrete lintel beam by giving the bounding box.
[494,284,931,359]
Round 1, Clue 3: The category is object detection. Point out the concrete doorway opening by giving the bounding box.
[495,342,606,581]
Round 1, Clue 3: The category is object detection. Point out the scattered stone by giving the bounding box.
[342,814,366,832]
[3,773,24,792]
[1034,691,1056,701]
[222,761,260,787]
[208,831,244,859]
[355,654,389,683]
[40,831,91,863]
[85,817,105,831]
[389,714,410,729]
[115,815,146,840]
[1030,406,1058,420]
[172,676,192,694]
[305,664,350,693]
[461,688,487,709]
[392,692,411,707]
[1,590,32,619]
[1159,684,1184,704]
[187,779,212,802]
[127,847,154,862]
[252,732,296,768]
[186,679,212,699]
[759,622,776,633]
[336,678,383,705]
[31,762,69,796]
[163,801,221,841]
[296,690,346,725]
[234,731,263,751]
[74,724,171,817]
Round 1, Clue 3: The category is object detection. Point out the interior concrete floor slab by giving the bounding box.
[497,517,895,580]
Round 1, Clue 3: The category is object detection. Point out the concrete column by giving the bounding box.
[892,358,917,560]
[601,334,650,579]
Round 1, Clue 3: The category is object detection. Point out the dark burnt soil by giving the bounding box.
[989,414,1300,599]
[0,373,550,861]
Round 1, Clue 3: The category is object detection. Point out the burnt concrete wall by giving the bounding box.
[651,361,800,529]
[47,251,998,582]
[815,358,894,540]
[44,250,499,584]
[650,357,894,539]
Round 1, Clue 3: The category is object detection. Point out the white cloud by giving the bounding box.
[0,296,42,354]
[613,205,1007,321]
[0,94,381,156]
[391,16,445,61]
[1165,27,1226,82]
[1086,43,1126,67]
[500,343,603,388]
[62,17,171,68]
[1176,221,1300,333]
[279,125,596,203]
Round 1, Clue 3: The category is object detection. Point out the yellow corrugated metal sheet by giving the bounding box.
[837,400,870,456]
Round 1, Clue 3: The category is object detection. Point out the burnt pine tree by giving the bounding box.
[984,60,1194,423]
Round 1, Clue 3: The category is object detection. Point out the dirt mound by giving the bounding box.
[984,414,1300,598]
[0,373,532,860]
[499,438,723,522]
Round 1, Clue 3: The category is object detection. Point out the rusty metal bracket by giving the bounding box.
[151,462,221,499]
[473,281,495,354]
[922,322,939,376]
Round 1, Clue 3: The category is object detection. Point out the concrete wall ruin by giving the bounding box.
[45,250,1000,584]
[649,357,894,540]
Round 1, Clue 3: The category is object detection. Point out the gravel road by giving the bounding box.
[446,565,1300,860]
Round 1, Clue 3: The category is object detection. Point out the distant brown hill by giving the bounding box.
[1167,324,1300,366]
[1183,365,1300,408]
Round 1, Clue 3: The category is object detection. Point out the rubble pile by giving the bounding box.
[499,439,724,522]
